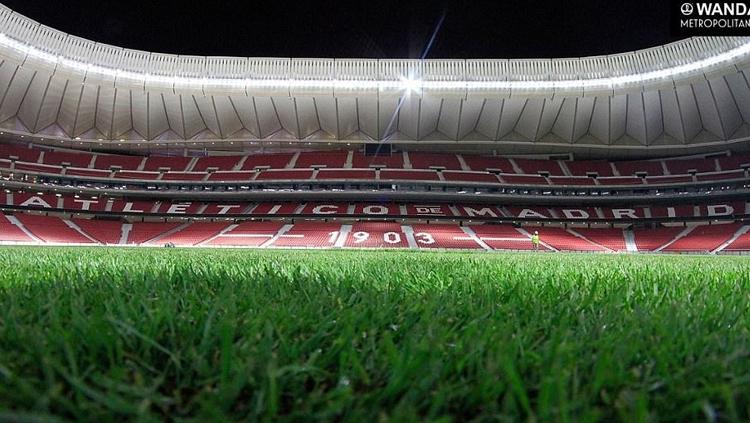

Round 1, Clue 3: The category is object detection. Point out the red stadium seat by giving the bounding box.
[409,224,483,249]
[408,153,461,170]
[191,156,243,171]
[94,154,144,170]
[344,222,409,248]
[142,156,192,172]
[663,223,743,252]
[461,155,514,172]
[513,158,564,176]
[351,152,404,169]
[14,214,96,244]
[295,151,348,168]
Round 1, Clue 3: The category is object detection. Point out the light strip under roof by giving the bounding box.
[1,33,748,92]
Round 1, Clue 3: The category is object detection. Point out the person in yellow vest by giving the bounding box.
[531,230,540,251]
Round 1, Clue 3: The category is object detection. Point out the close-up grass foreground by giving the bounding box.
[1,247,750,422]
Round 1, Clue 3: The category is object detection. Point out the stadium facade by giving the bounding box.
[0,4,749,252]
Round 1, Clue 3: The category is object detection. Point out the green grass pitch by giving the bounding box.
[1,247,750,422]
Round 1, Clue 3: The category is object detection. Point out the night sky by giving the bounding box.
[2,0,680,59]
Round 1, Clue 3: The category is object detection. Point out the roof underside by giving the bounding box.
[0,4,750,159]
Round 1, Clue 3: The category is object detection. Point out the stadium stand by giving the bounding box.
[533,227,607,251]
[565,160,614,177]
[344,222,409,248]
[205,221,284,247]
[13,214,96,244]
[662,223,743,253]
[613,160,664,176]
[191,156,243,172]
[632,227,688,251]
[0,214,35,243]
[573,228,627,251]
[43,151,93,168]
[125,222,182,245]
[380,169,440,180]
[94,154,143,170]
[513,158,564,176]
[241,153,295,170]
[408,153,462,170]
[409,224,483,249]
[142,156,192,172]
[462,155,514,172]
[295,151,348,168]
[471,224,543,251]
[271,221,343,248]
[72,219,123,245]
[351,152,404,169]
[147,222,227,246]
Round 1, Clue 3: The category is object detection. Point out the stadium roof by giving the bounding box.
[0,4,749,157]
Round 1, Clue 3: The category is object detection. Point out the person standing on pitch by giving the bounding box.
[531,230,540,251]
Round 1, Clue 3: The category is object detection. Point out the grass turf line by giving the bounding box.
[0,247,749,422]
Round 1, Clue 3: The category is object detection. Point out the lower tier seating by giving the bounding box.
[0,212,748,252]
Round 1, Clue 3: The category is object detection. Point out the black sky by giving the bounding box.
[2,0,680,59]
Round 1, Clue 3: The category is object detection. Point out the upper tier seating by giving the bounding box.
[718,154,750,171]
[94,154,143,170]
[696,170,745,182]
[0,144,40,162]
[317,169,376,180]
[192,156,243,172]
[206,171,256,182]
[43,151,93,168]
[351,152,404,169]
[513,158,564,176]
[114,171,161,180]
[408,153,462,170]
[597,177,643,185]
[442,171,500,183]
[548,177,596,186]
[500,174,548,185]
[295,151,348,168]
[613,160,664,176]
[65,168,110,178]
[645,175,694,184]
[161,172,206,181]
[14,163,62,174]
[142,156,192,172]
[664,158,716,174]
[241,153,295,169]
[255,169,313,180]
[380,170,440,181]
[3,144,750,193]
[565,160,614,177]
[462,155,514,172]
